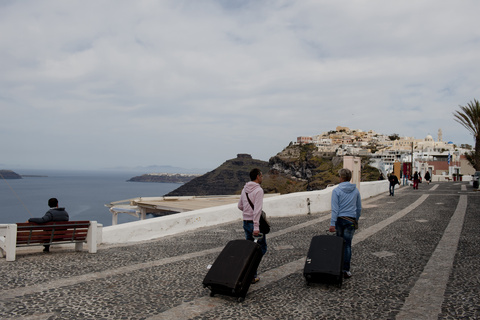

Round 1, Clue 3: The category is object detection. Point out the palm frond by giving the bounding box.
[453,99,480,137]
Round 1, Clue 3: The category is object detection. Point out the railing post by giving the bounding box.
[140,207,147,221]
[87,221,98,254]
[5,224,17,261]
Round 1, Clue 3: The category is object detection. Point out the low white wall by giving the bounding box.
[102,181,389,244]
[102,205,241,244]
[359,180,390,198]
[431,174,472,182]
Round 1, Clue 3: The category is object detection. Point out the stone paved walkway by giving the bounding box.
[1,182,479,319]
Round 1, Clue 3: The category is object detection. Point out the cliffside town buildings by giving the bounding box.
[297,126,474,181]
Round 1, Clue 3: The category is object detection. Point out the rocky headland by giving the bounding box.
[0,170,22,179]
[165,154,270,196]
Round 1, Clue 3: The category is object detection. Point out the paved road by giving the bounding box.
[1,182,479,319]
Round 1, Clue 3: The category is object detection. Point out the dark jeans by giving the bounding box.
[389,184,396,196]
[243,220,267,255]
[336,217,356,272]
[243,220,267,277]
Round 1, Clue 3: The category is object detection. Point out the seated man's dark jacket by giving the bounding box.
[28,208,69,223]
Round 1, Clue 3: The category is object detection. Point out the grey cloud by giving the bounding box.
[0,0,479,170]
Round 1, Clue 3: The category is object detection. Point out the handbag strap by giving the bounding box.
[246,193,255,209]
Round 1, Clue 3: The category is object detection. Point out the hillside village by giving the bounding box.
[296,126,474,180]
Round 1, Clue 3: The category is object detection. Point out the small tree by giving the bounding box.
[388,133,400,141]
[453,99,480,170]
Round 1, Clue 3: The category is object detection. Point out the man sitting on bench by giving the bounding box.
[28,198,69,252]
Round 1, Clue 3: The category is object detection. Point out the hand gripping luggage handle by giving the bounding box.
[253,233,264,243]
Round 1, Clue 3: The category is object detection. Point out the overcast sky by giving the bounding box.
[1,0,479,172]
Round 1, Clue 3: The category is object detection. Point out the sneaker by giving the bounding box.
[343,271,352,279]
[251,277,260,284]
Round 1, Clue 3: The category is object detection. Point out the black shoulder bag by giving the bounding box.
[246,193,271,234]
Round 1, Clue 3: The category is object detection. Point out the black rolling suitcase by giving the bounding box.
[203,239,262,302]
[304,234,345,287]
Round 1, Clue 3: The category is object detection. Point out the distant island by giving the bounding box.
[127,173,201,183]
[20,175,48,178]
[0,170,22,179]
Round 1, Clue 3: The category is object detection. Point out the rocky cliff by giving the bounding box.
[267,143,344,191]
[164,145,381,196]
[165,154,270,196]
[0,170,22,179]
[267,143,381,191]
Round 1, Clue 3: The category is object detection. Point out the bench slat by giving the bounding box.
[16,240,86,247]
[16,221,90,229]
[17,230,88,236]
[16,234,88,243]
[16,233,88,240]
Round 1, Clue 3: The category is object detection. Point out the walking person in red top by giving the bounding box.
[413,171,419,189]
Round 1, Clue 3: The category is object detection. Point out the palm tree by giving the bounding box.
[453,99,480,170]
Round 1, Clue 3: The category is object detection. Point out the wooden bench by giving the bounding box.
[0,221,97,261]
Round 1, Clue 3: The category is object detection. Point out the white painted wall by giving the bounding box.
[101,180,389,244]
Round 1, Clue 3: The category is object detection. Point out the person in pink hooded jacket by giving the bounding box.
[238,168,267,283]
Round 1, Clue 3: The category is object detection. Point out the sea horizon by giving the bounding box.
[0,168,180,227]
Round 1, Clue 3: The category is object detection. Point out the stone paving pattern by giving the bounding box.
[0,182,479,319]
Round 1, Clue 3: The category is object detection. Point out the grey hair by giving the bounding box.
[338,168,352,181]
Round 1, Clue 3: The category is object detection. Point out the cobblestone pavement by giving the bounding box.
[1,182,479,319]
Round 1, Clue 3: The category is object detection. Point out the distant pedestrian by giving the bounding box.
[388,173,400,196]
[413,171,419,189]
[424,171,431,184]
[329,168,361,279]
[238,168,266,284]
[28,198,69,252]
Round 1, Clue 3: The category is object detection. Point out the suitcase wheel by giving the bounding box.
[209,292,215,297]
[237,297,245,303]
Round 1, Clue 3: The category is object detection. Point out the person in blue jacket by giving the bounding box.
[329,168,362,279]
[28,198,69,252]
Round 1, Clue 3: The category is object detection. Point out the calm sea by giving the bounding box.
[0,169,180,227]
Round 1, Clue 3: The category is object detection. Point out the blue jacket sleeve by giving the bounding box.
[330,190,339,226]
[356,191,362,220]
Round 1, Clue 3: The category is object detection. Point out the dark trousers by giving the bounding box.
[389,184,396,196]
[243,220,267,277]
[335,218,356,272]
